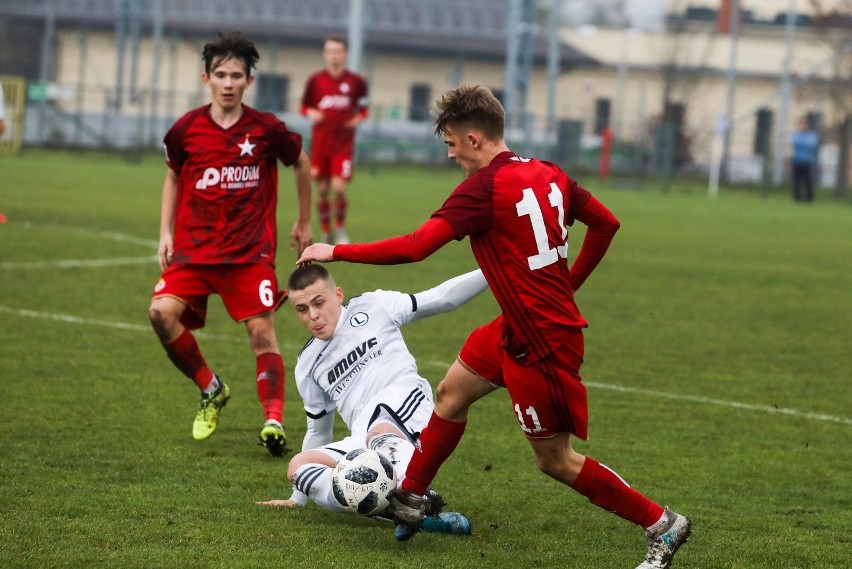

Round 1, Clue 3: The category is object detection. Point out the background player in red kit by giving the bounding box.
[297,84,692,568]
[149,32,312,457]
[300,36,368,246]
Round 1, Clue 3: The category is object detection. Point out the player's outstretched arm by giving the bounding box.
[411,269,489,319]
[296,217,456,265]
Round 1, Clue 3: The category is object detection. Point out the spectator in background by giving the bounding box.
[301,36,369,245]
[791,116,819,203]
[148,32,312,457]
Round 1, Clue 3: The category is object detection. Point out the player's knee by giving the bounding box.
[148,306,175,340]
[287,454,308,481]
[533,446,584,483]
[248,331,277,354]
[434,381,470,421]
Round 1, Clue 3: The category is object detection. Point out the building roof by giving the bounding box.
[1,0,600,67]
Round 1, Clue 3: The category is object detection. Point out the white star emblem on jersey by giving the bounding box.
[237,136,256,157]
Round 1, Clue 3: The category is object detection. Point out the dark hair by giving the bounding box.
[202,32,260,76]
[433,84,504,141]
[324,35,348,49]
[288,264,334,292]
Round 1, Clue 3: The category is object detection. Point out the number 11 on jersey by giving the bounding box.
[515,183,569,271]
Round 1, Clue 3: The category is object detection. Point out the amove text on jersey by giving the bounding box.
[327,337,378,385]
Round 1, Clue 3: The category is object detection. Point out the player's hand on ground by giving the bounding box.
[256,499,300,508]
[290,221,313,255]
[296,243,334,265]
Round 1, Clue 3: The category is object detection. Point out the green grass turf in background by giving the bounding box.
[1,149,850,568]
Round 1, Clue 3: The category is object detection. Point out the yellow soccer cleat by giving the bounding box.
[192,382,231,441]
[258,421,287,457]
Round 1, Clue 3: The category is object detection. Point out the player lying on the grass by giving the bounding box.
[257,264,486,538]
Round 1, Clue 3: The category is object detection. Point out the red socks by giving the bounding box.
[318,198,331,234]
[164,329,214,389]
[335,196,348,228]
[401,412,466,495]
[570,457,664,529]
[256,352,285,424]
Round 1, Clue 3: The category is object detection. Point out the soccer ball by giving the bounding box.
[331,448,396,516]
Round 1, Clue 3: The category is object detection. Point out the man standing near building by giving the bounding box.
[790,116,819,203]
[301,36,369,245]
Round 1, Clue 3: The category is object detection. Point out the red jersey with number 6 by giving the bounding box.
[163,104,302,266]
[432,151,591,363]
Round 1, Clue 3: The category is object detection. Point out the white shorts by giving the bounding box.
[316,384,433,463]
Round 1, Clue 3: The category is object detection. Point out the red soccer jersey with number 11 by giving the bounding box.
[163,104,302,266]
[432,151,592,363]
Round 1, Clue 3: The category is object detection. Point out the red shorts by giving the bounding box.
[310,131,354,180]
[458,316,589,440]
[152,264,286,330]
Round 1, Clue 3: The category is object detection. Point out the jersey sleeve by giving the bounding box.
[266,116,303,166]
[294,352,335,419]
[566,176,592,226]
[569,192,620,291]
[431,175,493,239]
[410,269,488,320]
[162,114,192,174]
[364,290,418,327]
[300,74,316,113]
[333,217,456,264]
[356,75,369,118]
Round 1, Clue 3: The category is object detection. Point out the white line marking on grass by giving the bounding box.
[0,305,302,351]
[584,381,852,425]
[3,221,159,270]
[1,256,158,270]
[12,221,159,248]
[419,360,852,426]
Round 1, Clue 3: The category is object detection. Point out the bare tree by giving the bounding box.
[808,0,852,197]
[650,0,718,171]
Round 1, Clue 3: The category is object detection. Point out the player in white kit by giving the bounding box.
[258,264,487,537]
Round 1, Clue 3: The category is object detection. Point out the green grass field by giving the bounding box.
[1,149,850,568]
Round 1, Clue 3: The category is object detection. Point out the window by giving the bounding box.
[409,83,431,122]
[254,73,288,113]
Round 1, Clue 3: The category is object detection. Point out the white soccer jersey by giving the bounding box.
[294,289,433,431]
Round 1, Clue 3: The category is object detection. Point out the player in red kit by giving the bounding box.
[297,85,692,567]
[148,32,312,457]
[301,36,368,246]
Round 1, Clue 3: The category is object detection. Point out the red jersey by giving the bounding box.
[301,69,368,150]
[163,104,302,266]
[432,152,592,363]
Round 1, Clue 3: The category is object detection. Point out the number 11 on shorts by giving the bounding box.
[515,403,546,434]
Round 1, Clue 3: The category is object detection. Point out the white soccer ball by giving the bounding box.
[331,448,396,516]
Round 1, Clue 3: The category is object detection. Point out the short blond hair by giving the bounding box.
[433,84,504,141]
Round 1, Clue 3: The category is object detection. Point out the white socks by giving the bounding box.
[291,463,349,513]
